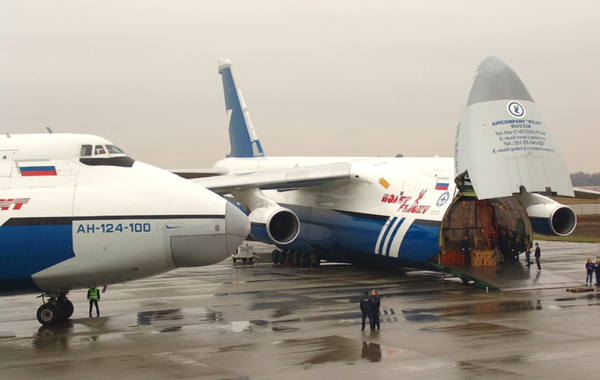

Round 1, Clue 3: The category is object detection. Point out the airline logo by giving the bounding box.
[0,198,30,211]
[507,101,525,118]
[17,160,57,176]
[381,190,430,214]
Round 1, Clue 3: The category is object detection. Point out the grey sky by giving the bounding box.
[1,1,599,173]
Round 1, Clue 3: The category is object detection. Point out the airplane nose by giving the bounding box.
[225,201,251,253]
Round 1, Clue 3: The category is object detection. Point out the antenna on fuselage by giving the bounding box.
[46,127,53,134]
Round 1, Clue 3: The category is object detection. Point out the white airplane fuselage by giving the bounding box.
[0,133,250,297]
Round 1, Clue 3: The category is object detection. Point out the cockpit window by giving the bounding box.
[106,145,126,154]
[79,142,134,167]
[94,145,106,155]
[81,145,93,157]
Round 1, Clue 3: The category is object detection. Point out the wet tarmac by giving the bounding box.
[1,241,600,380]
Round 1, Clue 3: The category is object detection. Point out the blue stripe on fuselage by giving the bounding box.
[385,217,405,257]
[377,217,397,255]
[0,219,74,294]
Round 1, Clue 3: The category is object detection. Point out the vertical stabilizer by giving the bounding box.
[454,57,573,199]
[218,59,265,158]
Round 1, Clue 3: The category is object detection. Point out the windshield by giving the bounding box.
[106,145,126,154]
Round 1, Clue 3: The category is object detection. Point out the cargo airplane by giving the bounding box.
[183,57,576,280]
[0,133,250,325]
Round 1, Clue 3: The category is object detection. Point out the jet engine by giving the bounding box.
[248,206,300,245]
[519,193,577,236]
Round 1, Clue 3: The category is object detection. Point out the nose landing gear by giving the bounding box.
[36,292,74,326]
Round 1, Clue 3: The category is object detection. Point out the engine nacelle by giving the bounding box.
[519,193,577,236]
[248,206,300,245]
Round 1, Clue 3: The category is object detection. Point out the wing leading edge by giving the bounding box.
[192,163,351,194]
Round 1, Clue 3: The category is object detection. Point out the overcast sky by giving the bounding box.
[1,1,599,173]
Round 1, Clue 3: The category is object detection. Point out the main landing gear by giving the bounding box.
[271,249,321,268]
[36,292,74,326]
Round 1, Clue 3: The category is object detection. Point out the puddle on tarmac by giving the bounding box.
[421,322,529,337]
[137,308,183,325]
[276,336,413,366]
[214,342,257,353]
[402,299,544,322]
[271,326,299,332]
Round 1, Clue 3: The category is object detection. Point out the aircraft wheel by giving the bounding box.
[290,251,298,267]
[300,253,310,268]
[61,299,74,319]
[55,302,66,321]
[37,303,61,326]
[242,258,247,264]
[233,258,237,263]
[311,255,321,268]
[272,249,280,264]
[280,251,288,266]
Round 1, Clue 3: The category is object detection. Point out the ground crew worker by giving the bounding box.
[524,239,532,267]
[595,257,600,286]
[510,237,523,264]
[359,291,374,331]
[371,289,380,330]
[461,235,471,265]
[534,242,542,271]
[87,286,100,317]
[493,247,504,274]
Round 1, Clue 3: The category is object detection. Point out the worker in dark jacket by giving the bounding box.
[359,291,374,331]
[461,235,471,265]
[510,237,524,264]
[371,289,381,330]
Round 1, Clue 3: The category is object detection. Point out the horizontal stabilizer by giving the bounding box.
[454,57,573,199]
[192,163,351,194]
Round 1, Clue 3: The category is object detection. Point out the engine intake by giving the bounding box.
[519,193,577,236]
[248,206,300,245]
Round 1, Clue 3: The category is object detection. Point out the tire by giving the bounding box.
[233,258,237,263]
[311,255,321,267]
[37,303,61,326]
[242,258,247,264]
[290,251,298,267]
[61,299,74,319]
[280,251,288,266]
[295,252,302,267]
[271,249,280,264]
[300,253,310,268]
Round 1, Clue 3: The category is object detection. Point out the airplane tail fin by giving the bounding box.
[454,56,573,199]
[218,59,265,158]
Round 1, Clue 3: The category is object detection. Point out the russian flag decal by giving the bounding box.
[17,161,57,176]
[435,178,449,191]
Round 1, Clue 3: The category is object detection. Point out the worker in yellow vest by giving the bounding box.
[87,286,100,317]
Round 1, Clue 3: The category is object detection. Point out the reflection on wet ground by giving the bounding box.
[1,241,600,379]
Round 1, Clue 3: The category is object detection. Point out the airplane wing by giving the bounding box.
[191,163,351,194]
[573,187,600,200]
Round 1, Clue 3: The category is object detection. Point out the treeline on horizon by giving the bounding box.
[570,172,600,186]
